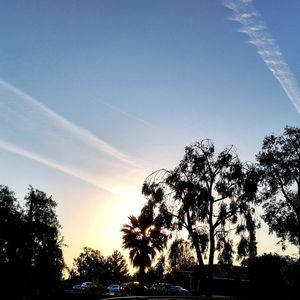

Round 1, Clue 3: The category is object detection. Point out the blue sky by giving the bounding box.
[0,0,299,269]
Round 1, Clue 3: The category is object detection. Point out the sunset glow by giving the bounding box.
[0,0,299,272]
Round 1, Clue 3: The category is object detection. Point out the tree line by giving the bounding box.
[67,247,130,287]
[65,241,197,290]
[121,125,300,297]
[0,125,299,299]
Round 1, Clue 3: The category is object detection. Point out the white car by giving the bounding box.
[107,284,120,293]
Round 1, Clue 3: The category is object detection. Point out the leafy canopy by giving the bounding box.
[257,126,300,250]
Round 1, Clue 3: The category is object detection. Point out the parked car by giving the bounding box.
[119,282,131,290]
[107,284,120,294]
[119,281,147,295]
[81,282,94,290]
[173,285,189,295]
[71,284,82,292]
[150,283,178,295]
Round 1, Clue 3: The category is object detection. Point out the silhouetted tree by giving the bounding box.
[121,204,168,288]
[248,253,286,298]
[22,186,64,296]
[143,140,259,294]
[71,247,105,283]
[168,238,196,272]
[105,250,130,284]
[257,126,300,256]
[0,185,64,299]
[155,255,165,282]
[0,185,23,299]
[283,255,300,298]
[145,254,165,284]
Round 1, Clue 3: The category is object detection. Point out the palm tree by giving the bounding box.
[121,204,167,286]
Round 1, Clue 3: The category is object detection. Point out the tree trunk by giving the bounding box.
[207,197,215,296]
[190,230,206,294]
[186,210,206,294]
[207,228,215,296]
[139,265,145,295]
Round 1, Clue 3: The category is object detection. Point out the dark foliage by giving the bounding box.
[145,254,165,284]
[248,253,286,298]
[257,126,300,253]
[70,247,105,283]
[121,203,168,286]
[69,248,130,287]
[143,140,260,293]
[0,185,64,299]
[168,238,196,272]
[105,250,130,284]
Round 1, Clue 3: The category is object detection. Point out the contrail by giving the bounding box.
[0,79,133,165]
[100,101,151,126]
[0,79,147,192]
[0,138,104,190]
[223,0,300,114]
[0,138,143,195]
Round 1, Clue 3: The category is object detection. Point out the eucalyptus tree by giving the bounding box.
[257,126,300,258]
[142,140,259,291]
[121,204,168,286]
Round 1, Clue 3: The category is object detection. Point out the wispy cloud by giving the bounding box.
[0,79,147,192]
[0,80,132,164]
[100,101,151,126]
[223,0,300,114]
[0,138,103,189]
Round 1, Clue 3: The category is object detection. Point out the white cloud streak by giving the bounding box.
[0,79,147,192]
[0,138,145,196]
[100,101,151,127]
[0,79,132,164]
[0,138,102,189]
[223,0,300,114]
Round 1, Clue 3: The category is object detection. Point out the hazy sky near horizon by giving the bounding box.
[0,0,299,269]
